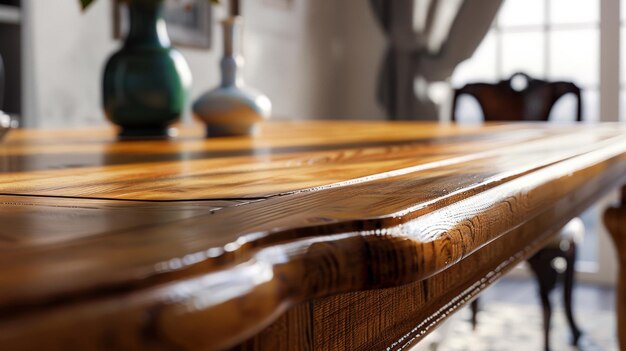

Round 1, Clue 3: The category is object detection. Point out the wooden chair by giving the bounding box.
[451,72,582,122]
[452,72,583,351]
[0,53,15,139]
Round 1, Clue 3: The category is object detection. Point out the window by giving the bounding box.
[451,0,607,280]
[452,0,600,123]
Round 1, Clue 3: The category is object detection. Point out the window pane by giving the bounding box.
[548,29,599,87]
[549,93,579,122]
[620,90,626,121]
[501,31,545,79]
[622,27,626,86]
[550,0,599,25]
[498,0,545,27]
[451,31,497,86]
[543,90,595,123]
[453,95,484,123]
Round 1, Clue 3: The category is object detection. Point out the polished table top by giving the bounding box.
[1,121,626,350]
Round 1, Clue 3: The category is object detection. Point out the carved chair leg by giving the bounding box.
[562,242,582,346]
[528,250,559,351]
[470,298,479,331]
[603,186,626,350]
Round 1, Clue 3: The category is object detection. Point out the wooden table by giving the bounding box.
[0,121,624,350]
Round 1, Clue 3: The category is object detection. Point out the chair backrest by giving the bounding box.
[451,72,582,122]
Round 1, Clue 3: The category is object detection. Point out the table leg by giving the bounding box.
[603,187,626,350]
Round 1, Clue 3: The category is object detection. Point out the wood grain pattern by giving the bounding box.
[0,121,625,350]
[603,186,626,351]
[0,122,607,200]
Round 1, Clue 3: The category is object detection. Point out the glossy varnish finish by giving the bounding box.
[603,186,626,350]
[0,121,625,350]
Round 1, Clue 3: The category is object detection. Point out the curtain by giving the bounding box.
[370,0,503,120]
[0,53,4,110]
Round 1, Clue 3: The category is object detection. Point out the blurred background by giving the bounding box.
[0,1,621,124]
[1,1,620,126]
[0,0,621,348]
[0,0,383,128]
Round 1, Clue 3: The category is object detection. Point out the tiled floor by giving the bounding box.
[411,277,617,351]
[479,277,615,312]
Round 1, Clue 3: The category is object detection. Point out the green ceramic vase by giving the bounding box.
[103,0,192,139]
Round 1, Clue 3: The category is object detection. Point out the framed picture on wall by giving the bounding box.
[113,0,212,49]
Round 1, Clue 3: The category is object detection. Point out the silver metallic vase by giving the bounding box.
[193,16,271,137]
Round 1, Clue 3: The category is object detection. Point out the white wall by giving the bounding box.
[334,0,386,120]
[24,0,116,127]
[23,0,352,128]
